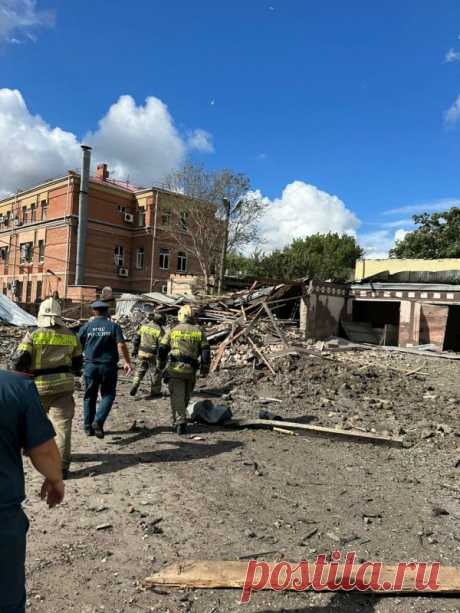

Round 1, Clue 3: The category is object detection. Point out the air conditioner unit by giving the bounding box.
[124,212,134,223]
[118,267,129,277]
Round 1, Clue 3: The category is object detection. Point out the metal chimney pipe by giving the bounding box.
[75,145,91,286]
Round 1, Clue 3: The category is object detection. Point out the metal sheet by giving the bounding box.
[0,295,37,326]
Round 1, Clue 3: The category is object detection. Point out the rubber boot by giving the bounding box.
[130,383,139,397]
[176,423,187,435]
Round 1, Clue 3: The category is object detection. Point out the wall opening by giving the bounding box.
[443,305,460,351]
[351,300,400,345]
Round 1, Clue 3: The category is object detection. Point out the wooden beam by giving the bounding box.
[229,418,404,447]
[247,335,276,375]
[262,302,289,348]
[145,560,460,593]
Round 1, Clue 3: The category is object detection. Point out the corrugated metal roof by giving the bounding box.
[0,296,37,326]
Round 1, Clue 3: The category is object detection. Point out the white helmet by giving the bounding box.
[37,297,63,327]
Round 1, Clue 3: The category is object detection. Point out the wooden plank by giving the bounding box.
[211,307,264,372]
[145,560,460,593]
[247,335,276,375]
[262,302,289,348]
[230,418,404,447]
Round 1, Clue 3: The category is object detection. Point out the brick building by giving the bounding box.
[0,160,204,305]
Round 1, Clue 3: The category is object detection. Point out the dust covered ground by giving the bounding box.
[9,343,460,612]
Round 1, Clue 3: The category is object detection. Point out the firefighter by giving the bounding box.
[10,297,83,479]
[130,307,166,398]
[158,304,210,435]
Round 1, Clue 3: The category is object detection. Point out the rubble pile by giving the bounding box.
[207,346,459,448]
[0,324,25,367]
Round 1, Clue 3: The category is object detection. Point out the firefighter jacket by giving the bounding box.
[132,322,164,360]
[11,325,83,397]
[158,322,210,380]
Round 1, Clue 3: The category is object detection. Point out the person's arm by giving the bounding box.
[131,330,141,357]
[115,323,132,374]
[200,330,211,376]
[118,341,132,375]
[10,332,34,373]
[71,335,84,376]
[157,330,171,371]
[21,379,64,508]
[78,324,87,349]
[28,439,64,508]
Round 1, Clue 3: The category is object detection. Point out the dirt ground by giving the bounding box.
[15,345,460,612]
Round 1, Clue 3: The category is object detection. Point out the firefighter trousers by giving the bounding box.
[133,358,162,394]
[167,376,195,425]
[40,393,75,471]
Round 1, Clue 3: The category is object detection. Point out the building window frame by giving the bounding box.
[177,251,188,273]
[20,242,33,264]
[22,206,28,225]
[138,208,146,227]
[41,200,48,221]
[159,248,170,270]
[136,247,145,270]
[38,240,45,263]
[114,245,125,267]
[31,203,36,223]
[161,209,171,226]
[180,210,189,231]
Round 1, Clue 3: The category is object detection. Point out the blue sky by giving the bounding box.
[2,0,460,256]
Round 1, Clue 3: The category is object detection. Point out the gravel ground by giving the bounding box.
[9,344,460,612]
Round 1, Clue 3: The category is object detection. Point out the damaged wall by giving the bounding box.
[301,281,349,339]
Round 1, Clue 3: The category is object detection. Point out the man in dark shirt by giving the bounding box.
[78,300,132,438]
[0,370,64,613]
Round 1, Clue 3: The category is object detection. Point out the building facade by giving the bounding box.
[0,163,203,305]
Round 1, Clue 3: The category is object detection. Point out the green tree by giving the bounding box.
[390,208,460,258]
[227,233,363,281]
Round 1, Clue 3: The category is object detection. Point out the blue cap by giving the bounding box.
[90,300,109,309]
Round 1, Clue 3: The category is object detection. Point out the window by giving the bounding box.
[118,206,126,214]
[5,212,10,227]
[180,210,189,231]
[2,285,6,295]
[138,208,146,227]
[36,280,43,302]
[38,240,45,263]
[161,209,171,226]
[136,247,144,270]
[41,200,48,221]
[114,245,124,267]
[177,251,188,273]
[0,247,8,263]
[31,204,36,223]
[159,248,170,270]
[20,242,33,263]
[15,281,22,300]
[26,281,32,303]
[22,206,28,224]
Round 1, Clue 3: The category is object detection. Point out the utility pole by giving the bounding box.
[217,198,230,295]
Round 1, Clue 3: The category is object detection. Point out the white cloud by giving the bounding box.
[445,95,460,125]
[445,48,460,63]
[85,95,187,185]
[187,129,214,153]
[0,89,213,196]
[0,88,80,196]
[256,180,360,251]
[358,228,408,259]
[0,0,54,44]
[383,198,460,216]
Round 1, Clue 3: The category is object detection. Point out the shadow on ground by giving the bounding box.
[70,439,243,479]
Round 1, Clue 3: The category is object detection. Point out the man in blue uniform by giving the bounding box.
[0,369,64,613]
[78,300,132,438]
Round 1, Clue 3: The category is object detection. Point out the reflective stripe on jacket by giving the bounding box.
[159,323,210,379]
[138,324,163,359]
[17,325,82,396]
